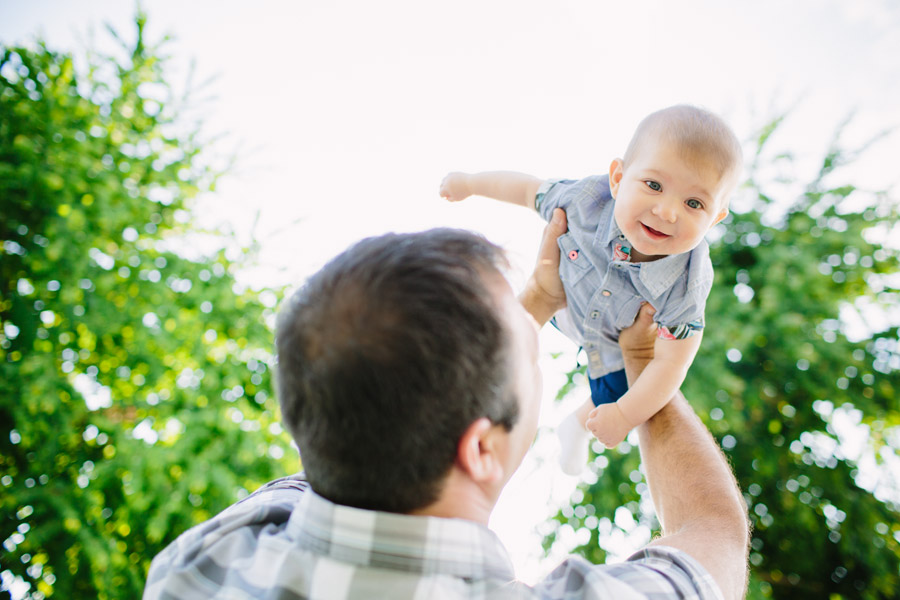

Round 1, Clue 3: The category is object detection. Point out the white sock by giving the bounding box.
[558,412,591,475]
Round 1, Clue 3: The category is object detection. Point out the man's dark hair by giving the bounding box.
[275,228,519,513]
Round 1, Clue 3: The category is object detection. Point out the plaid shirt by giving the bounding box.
[144,474,723,599]
[535,176,713,379]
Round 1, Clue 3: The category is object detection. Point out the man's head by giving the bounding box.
[610,105,743,261]
[275,229,539,514]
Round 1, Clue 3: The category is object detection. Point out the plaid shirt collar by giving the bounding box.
[288,489,518,582]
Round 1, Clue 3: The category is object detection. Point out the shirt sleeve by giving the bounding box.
[534,179,577,221]
[533,546,724,599]
[654,246,714,341]
[623,546,725,599]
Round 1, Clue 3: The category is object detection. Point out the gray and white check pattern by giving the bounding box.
[144,475,722,599]
[535,176,715,379]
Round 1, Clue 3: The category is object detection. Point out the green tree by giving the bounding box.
[1,16,295,599]
[543,116,900,599]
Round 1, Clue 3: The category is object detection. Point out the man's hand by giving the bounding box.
[531,208,568,309]
[439,172,472,202]
[585,402,632,448]
[519,208,568,326]
[619,303,657,376]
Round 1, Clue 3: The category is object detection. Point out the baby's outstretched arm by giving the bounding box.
[586,333,703,448]
[440,171,544,209]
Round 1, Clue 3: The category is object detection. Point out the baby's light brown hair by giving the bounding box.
[624,105,743,200]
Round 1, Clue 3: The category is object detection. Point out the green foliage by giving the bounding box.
[543,116,900,599]
[1,17,295,599]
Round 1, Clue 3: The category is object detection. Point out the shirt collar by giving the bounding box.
[288,490,516,581]
[595,211,696,298]
[599,206,624,246]
[638,251,691,297]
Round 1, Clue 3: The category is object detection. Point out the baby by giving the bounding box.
[440,105,742,474]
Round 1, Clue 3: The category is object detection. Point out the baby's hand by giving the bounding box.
[439,172,472,202]
[585,402,633,448]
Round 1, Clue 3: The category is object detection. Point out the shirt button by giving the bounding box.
[568,250,579,261]
[590,310,600,319]
[602,290,611,297]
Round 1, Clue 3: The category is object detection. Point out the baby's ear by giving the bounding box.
[713,206,729,226]
[608,159,624,198]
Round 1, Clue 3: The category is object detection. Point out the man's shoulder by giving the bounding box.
[144,475,308,598]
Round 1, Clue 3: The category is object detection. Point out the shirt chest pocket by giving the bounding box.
[557,233,592,286]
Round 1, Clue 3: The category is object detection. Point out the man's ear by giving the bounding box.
[456,418,504,484]
[608,159,624,199]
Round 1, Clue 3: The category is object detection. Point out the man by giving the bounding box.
[144,209,749,599]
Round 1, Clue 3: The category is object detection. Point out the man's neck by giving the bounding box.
[410,468,496,525]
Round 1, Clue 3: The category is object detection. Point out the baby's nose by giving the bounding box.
[652,201,677,223]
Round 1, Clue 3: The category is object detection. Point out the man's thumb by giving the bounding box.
[551,208,567,229]
[637,302,656,321]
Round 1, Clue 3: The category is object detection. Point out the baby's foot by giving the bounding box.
[557,413,590,475]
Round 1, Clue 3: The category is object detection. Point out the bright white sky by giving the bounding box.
[3,0,900,585]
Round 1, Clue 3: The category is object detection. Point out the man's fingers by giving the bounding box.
[526,207,568,318]
[538,208,567,258]
[550,207,567,232]
[619,301,658,356]
[635,302,656,324]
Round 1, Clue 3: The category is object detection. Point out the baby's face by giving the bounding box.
[610,139,731,261]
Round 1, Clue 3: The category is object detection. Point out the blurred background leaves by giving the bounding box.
[1,15,296,599]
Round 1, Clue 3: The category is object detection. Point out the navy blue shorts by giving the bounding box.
[549,317,629,406]
[589,369,628,406]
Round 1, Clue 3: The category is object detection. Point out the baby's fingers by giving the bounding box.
[439,172,467,202]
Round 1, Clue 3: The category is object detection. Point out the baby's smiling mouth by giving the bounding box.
[641,223,671,239]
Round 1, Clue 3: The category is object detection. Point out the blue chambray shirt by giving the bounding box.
[535,175,714,380]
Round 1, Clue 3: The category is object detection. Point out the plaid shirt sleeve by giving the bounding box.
[534,546,724,600]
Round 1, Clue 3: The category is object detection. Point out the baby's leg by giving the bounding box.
[558,370,629,474]
[558,399,594,475]
[573,399,593,427]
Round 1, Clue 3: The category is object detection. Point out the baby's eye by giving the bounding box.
[644,180,661,192]
[686,198,703,210]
